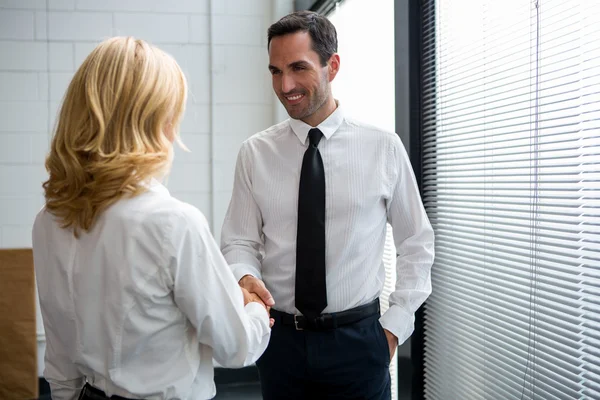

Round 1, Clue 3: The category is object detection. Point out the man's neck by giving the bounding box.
[301,97,337,127]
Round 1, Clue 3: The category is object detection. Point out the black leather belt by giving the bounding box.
[272,298,380,331]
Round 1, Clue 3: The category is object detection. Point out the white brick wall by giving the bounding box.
[113,13,190,43]
[0,72,39,100]
[0,0,294,376]
[0,41,48,70]
[0,9,35,39]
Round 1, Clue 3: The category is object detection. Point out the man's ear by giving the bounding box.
[327,53,340,82]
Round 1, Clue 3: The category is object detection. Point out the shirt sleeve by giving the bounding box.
[168,205,270,368]
[220,141,265,282]
[379,137,435,345]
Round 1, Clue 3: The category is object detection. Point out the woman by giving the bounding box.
[32,37,271,400]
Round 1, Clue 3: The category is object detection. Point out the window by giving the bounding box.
[421,0,600,398]
[328,1,398,399]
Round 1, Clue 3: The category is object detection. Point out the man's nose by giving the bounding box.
[281,73,296,94]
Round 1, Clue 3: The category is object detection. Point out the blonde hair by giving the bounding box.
[43,37,187,236]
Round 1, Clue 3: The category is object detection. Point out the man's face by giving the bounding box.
[268,31,332,121]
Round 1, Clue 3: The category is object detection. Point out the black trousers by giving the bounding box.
[256,313,391,400]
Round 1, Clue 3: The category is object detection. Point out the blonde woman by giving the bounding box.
[32,37,271,400]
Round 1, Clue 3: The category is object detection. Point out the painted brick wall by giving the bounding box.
[0,0,293,375]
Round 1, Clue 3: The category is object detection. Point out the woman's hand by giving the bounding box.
[241,287,274,327]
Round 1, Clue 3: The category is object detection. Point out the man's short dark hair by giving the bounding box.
[267,10,338,66]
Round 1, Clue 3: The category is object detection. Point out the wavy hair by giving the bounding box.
[43,37,187,236]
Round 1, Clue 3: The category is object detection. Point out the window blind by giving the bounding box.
[420,0,600,399]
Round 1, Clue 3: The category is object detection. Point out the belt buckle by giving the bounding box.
[316,315,327,329]
[294,315,303,330]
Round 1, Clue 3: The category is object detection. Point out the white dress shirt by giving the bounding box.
[33,181,270,400]
[221,104,435,345]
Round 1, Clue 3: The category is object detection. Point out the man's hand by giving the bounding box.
[384,329,398,362]
[239,275,275,307]
[240,278,275,327]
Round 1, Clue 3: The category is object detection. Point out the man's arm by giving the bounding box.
[380,137,435,354]
[221,141,274,306]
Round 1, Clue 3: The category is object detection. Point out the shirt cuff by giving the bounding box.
[230,263,263,283]
[241,302,271,367]
[47,378,84,400]
[379,304,416,345]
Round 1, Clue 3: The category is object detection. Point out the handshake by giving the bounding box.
[239,275,276,327]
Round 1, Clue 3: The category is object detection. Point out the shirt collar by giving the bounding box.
[146,177,171,196]
[289,101,345,144]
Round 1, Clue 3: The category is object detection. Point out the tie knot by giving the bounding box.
[308,128,323,147]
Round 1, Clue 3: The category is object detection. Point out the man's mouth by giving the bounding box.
[284,93,305,105]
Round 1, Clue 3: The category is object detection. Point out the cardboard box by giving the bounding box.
[0,249,38,400]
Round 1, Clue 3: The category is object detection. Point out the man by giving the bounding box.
[221,10,434,400]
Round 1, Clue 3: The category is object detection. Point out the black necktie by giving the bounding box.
[295,128,327,318]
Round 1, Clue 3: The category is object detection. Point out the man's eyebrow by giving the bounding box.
[269,61,311,72]
[289,61,310,68]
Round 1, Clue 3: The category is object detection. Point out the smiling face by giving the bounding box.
[268,31,340,127]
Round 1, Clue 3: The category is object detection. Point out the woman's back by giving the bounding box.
[33,37,270,400]
[34,182,270,399]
